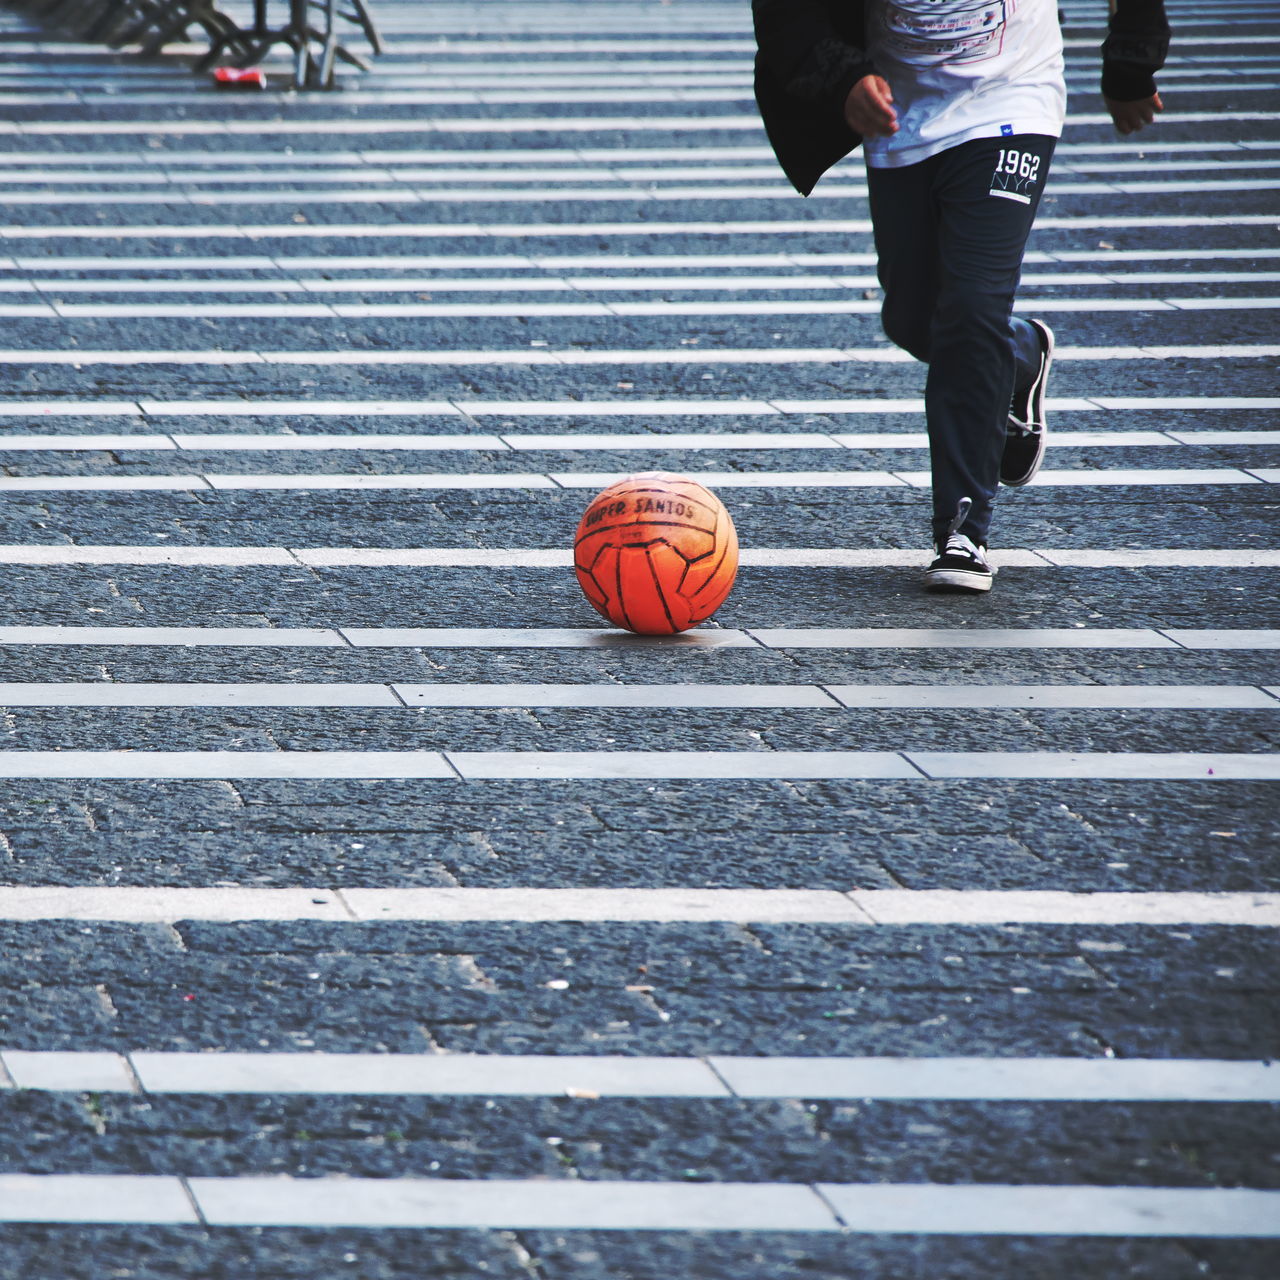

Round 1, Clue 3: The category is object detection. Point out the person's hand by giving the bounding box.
[1106,92,1163,135]
[844,75,898,137]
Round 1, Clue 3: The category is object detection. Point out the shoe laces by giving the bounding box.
[941,530,986,563]
[938,498,989,566]
[946,497,972,540]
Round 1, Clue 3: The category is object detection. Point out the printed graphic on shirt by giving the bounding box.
[989,145,1042,204]
[879,1,1012,66]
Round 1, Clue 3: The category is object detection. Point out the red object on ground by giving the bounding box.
[213,67,267,89]
[573,472,739,635]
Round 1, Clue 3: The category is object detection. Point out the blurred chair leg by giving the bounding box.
[341,0,382,54]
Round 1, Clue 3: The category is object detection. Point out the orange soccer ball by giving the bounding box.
[573,472,739,635]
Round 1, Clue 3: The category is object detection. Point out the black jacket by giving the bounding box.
[753,0,1171,196]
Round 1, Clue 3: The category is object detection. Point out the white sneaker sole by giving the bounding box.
[925,567,994,593]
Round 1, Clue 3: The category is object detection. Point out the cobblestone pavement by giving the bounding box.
[0,0,1277,1275]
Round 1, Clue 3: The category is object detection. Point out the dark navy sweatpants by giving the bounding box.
[866,133,1057,547]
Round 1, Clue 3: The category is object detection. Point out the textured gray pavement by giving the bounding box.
[0,0,1278,1275]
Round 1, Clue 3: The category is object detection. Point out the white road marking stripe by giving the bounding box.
[4,140,1266,170]
[15,1052,728,1098]
[14,29,1255,49]
[32,270,1280,292]
[1,47,1268,70]
[53,303,345,319]
[0,625,747,648]
[4,683,1269,711]
[2,179,1278,206]
[643,468,1249,488]
[2,1175,1276,1235]
[3,57,1276,81]
[0,9,1262,30]
[2,396,1274,423]
[1,346,1277,368]
[4,79,1275,105]
[173,434,512,450]
[1173,431,1280,444]
[0,436,182,450]
[2,214,1273,239]
[0,626,1273,650]
[7,109,1279,135]
[0,546,1275,570]
[907,752,1279,779]
[11,270,1280,294]
[2,1050,1276,1103]
[161,396,1280,416]
[825,685,1279,710]
[0,546,301,566]
[0,626,345,646]
[1163,629,1280,649]
[1039,549,1280,568]
[28,297,1280,319]
[176,432,838,450]
[894,469,1264,488]
[11,247,1280,271]
[0,472,891,492]
[199,474,557,491]
[0,133,1264,158]
[1093,396,1280,410]
[0,887,1275,925]
[395,683,837,708]
[147,399,460,416]
[0,750,1273,781]
[0,1175,196,1225]
[746,627,1266,649]
[4,91,772,108]
[0,887,360,922]
[0,683,405,708]
[0,180,1273,209]
[1,160,1275,187]
[0,469,1264,493]
[0,429,1238,451]
[0,402,145,417]
[0,1174,795,1231]
[302,548,580,567]
[0,475,213,492]
[708,1057,1280,1102]
[0,167,412,185]
[1,39,765,53]
[1,1051,137,1094]
[155,399,777,417]
[819,1185,1280,1238]
[851,889,1280,925]
[0,750,916,781]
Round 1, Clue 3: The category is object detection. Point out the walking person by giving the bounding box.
[752,1,1170,591]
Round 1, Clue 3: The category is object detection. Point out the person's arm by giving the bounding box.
[752,0,876,121]
[1102,0,1170,134]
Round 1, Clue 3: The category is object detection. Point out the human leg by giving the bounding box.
[924,135,1056,549]
[866,155,941,365]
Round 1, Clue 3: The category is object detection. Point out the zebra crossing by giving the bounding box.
[0,0,1277,1274]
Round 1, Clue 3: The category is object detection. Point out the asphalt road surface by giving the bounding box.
[0,0,1277,1276]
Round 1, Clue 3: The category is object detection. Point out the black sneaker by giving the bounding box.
[925,530,994,593]
[1001,318,1054,487]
